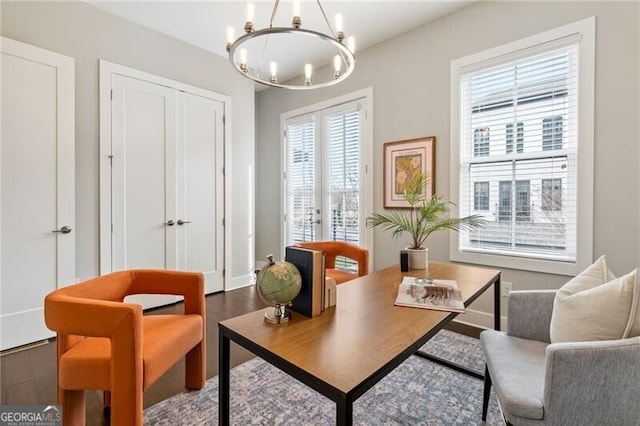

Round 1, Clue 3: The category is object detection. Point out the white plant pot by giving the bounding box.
[406,247,429,270]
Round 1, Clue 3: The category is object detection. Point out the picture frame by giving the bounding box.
[383,136,435,208]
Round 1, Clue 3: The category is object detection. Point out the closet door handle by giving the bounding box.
[52,225,72,234]
[163,220,175,226]
[177,219,192,226]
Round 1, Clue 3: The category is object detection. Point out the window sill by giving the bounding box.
[449,245,589,277]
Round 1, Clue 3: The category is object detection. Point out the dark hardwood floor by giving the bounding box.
[0,285,267,425]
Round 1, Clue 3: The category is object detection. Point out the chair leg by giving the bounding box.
[103,391,111,422]
[482,364,492,421]
[61,389,86,426]
[185,342,206,390]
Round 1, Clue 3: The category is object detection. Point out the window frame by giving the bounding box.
[449,17,595,276]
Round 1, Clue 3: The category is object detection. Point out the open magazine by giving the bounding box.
[394,277,465,313]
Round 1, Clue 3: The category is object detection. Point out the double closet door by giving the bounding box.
[101,62,225,308]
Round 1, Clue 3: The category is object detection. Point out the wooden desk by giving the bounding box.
[219,262,500,426]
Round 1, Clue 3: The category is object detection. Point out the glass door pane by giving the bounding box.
[285,118,319,243]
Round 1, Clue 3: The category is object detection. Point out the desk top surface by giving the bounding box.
[220,261,500,394]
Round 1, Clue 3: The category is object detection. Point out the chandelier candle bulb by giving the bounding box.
[239,48,248,73]
[333,55,342,78]
[304,63,312,85]
[347,36,356,53]
[292,0,300,17]
[244,3,255,32]
[292,0,301,28]
[335,14,343,32]
[335,14,344,42]
[270,61,278,83]
[225,26,235,51]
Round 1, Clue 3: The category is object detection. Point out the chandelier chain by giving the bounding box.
[316,0,335,35]
[315,0,349,66]
[269,0,280,28]
[256,0,280,79]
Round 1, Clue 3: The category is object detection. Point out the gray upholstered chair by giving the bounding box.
[480,290,640,425]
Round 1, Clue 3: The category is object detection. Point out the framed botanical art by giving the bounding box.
[383,136,435,208]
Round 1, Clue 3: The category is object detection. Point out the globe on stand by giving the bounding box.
[256,254,302,324]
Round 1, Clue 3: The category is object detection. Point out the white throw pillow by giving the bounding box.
[628,278,640,338]
[550,256,640,343]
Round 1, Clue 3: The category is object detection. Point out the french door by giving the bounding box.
[283,98,370,264]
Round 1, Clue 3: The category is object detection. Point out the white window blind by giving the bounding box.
[458,42,579,262]
[285,117,317,243]
[324,108,360,244]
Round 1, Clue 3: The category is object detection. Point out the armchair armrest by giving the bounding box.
[45,295,143,338]
[507,290,556,342]
[543,337,640,424]
[45,294,144,379]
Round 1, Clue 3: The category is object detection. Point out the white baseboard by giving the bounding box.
[453,308,507,331]
[226,273,255,291]
[255,260,267,271]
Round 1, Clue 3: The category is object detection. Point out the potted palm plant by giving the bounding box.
[366,173,486,269]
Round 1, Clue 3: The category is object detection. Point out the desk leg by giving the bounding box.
[219,329,230,426]
[494,276,501,331]
[413,274,502,379]
[336,396,353,426]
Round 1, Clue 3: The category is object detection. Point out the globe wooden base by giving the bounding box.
[264,303,291,324]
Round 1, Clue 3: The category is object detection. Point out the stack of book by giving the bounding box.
[285,246,334,318]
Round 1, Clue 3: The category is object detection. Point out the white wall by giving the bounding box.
[255,1,640,326]
[1,1,256,286]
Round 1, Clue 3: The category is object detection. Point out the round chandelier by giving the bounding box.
[226,0,356,90]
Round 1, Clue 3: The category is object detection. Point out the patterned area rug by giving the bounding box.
[144,330,502,425]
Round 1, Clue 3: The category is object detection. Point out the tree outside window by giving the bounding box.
[541,178,562,211]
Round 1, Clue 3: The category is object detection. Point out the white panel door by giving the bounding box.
[176,92,224,294]
[111,74,178,308]
[0,38,75,350]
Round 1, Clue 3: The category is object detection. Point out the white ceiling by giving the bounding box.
[89,1,475,87]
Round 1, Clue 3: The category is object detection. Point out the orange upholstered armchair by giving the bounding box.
[44,270,205,426]
[296,241,369,284]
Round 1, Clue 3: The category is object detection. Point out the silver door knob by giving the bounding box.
[163,220,175,226]
[177,219,192,225]
[52,225,72,234]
